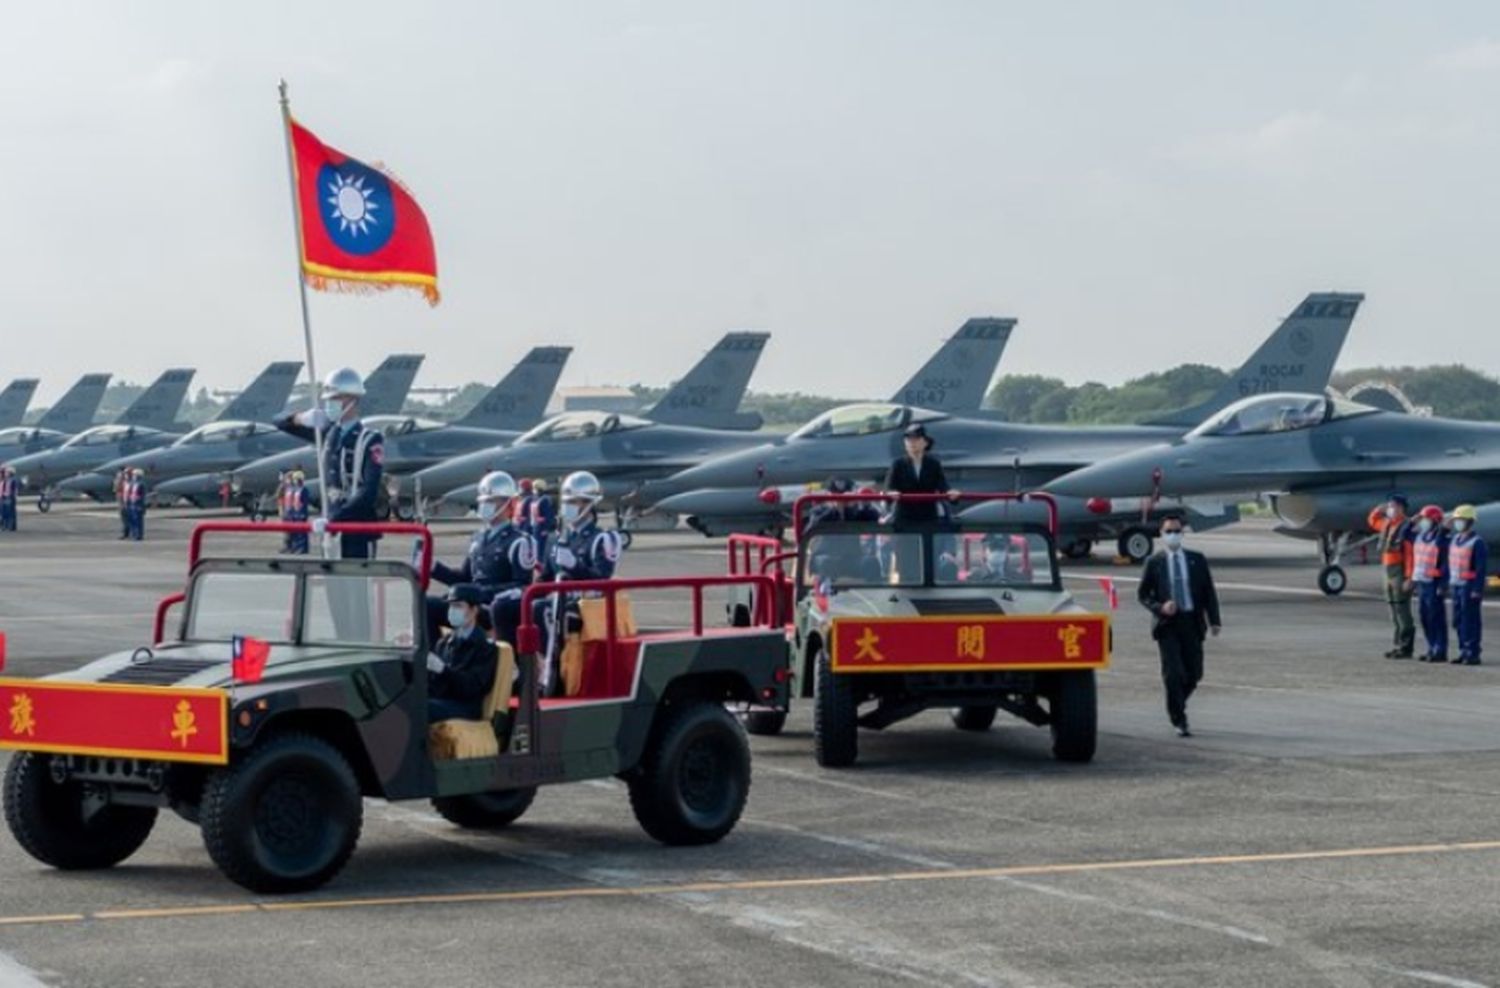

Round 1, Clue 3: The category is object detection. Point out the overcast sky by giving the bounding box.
[2,2,1498,404]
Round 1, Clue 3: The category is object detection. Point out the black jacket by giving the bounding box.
[430,627,497,713]
[1138,548,1222,640]
[883,455,949,524]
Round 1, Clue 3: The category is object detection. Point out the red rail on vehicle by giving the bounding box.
[727,534,783,577]
[186,521,435,588]
[153,592,186,645]
[515,574,781,656]
[791,492,1059,539]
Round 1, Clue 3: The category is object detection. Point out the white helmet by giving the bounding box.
[476,470,519,503]
[560,470,603,506]
[321,367,366,399]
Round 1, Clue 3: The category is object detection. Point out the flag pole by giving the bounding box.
[277,79,332,556]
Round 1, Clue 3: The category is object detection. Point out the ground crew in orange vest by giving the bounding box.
[1447,504,1487,665]
[1368,494,1417,658]
[1410,504,1450,662]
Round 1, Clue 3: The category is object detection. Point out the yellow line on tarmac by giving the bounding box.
[4,838,1499,928]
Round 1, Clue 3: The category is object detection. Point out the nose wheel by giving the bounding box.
[1317,565,1347,596]
[1117,527,1154,565]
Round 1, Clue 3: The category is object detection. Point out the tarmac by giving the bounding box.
[0,506,1497,987]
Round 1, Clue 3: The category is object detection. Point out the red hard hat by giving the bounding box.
[519,478,533,493]
[1420,504,1445,522]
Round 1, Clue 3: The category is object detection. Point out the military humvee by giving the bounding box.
[0,522,788,893]
[729,493,1110,768]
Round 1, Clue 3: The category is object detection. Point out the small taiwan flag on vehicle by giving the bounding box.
[231,635,271,684]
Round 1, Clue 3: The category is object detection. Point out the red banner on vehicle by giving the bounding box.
[0,679,228,765]
[830,615,1110,673]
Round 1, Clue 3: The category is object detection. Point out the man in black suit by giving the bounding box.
[1137,515,1222,737]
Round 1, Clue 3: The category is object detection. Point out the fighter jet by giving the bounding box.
[1044,388,1500,593]
[654,293,1361,557]
[411,332,775,507]
[223,346,573,516]
[144,353,438,509]
[0,373,112,463]
[57,361,304,499]
[0,379,39,429]
[6,368,196,505]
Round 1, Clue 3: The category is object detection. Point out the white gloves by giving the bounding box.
[297,408,331,431]
[553,547,577,570]
[426,653,445,674]
[311,517,329,538]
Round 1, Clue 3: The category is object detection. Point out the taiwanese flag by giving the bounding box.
[231,635,271,684]
[288,118,440,305]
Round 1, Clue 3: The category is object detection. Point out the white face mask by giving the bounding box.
[562,502,585,526]
[1418,518,1434,534]
[323,398,346,422]
[1385,505,1399,519]
[1454,519,1471,533]
[477,501,500,522]
[447,605,470,630]
[1162,531,1184,549]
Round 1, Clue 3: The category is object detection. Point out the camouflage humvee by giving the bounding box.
[0,522,788,893]
[730,493,1110,768]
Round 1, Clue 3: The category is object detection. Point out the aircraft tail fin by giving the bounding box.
[890,318,1015,411]
[217,361,303,423]
[37,373,111,432]
[646,331,770,430]
[456,347,572,431]
[114,368,195,431]
[1146,292,1362,428]
[0,379,39,429]
[361,354,425,416]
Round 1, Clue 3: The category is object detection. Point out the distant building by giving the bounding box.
[547,386,641,415]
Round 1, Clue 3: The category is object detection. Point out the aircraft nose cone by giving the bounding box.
[57,472,113,496]
[1045,447,1174,499]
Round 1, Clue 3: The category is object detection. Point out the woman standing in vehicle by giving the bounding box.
[883,424,957,524]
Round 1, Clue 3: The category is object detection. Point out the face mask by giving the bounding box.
[323,398,345,422]
[985,550,1007,571]
[1417,519,1434,534]
[1454,519,1470,533]
[447,606,469,629]
[478,501,500,522]
[1163,531,1184,549]
[562,502,583,526]
[1385,506,1399,519]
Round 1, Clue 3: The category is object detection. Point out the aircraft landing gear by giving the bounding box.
[1062,539,1094,560]
[36,491,51,513]
[1117,527,1153,565]
[1317,532,1356,596]
[1317,565,1347,596]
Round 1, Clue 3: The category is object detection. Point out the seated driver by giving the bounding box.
[426,584,499,722]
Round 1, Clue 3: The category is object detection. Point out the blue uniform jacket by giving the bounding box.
[275,414,385,541]
[543,518,622,583]
[432,522,537,600]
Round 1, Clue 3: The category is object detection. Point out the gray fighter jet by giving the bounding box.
[0,373,113,463]
[222,346,573,516]
[0,379,39,429]
[1044,388,1500,592]
[57,361,304,499]
[653,293,1360,558]
[411,332,776,507]
[7,368,196,505]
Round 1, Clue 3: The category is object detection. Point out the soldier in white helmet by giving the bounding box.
[274,367,385,558]
[533,470,624,695]
[426,470,537,650]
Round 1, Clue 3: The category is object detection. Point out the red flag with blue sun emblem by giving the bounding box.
[288,118,439,305]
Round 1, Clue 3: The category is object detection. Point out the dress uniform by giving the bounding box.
[1448,505,1487,665]
[1368,495,1416,659]
[280,471,311,554]
[533,471,623,696]
[274,367,384,559]
[426,584,500,723]
[427,471,536,649]
[1411,504,1450,662]
[529,481,557,564]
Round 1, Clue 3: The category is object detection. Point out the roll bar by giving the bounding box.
[186,521,435,588]
[516,574,780,655]
[791,491,1059,538]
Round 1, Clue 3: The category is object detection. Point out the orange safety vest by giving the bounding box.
[1412,536,1443,580]
[1370,508,1412,571]
[1450,535,1479,582]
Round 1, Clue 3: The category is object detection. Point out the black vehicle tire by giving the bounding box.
[3,753,157,870]
[200,732,363,894]
[950,705,998,732]
[36,494,51,514]
[629,702,750,846]
[1061,539,1093,560]
[742,709,788,736]
[394,501,417,523]
[618,530,634,551]
[1048,671,1097,763]
[1317,565,1347,597]
[432,787,537,829]
[814,646,858,768]
[1118,528,1153,565]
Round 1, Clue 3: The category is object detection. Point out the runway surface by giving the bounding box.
[0,506,1496,987]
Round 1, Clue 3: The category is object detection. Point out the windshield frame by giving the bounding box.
[1186,393,1348,439]
[795,518,1060,594]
